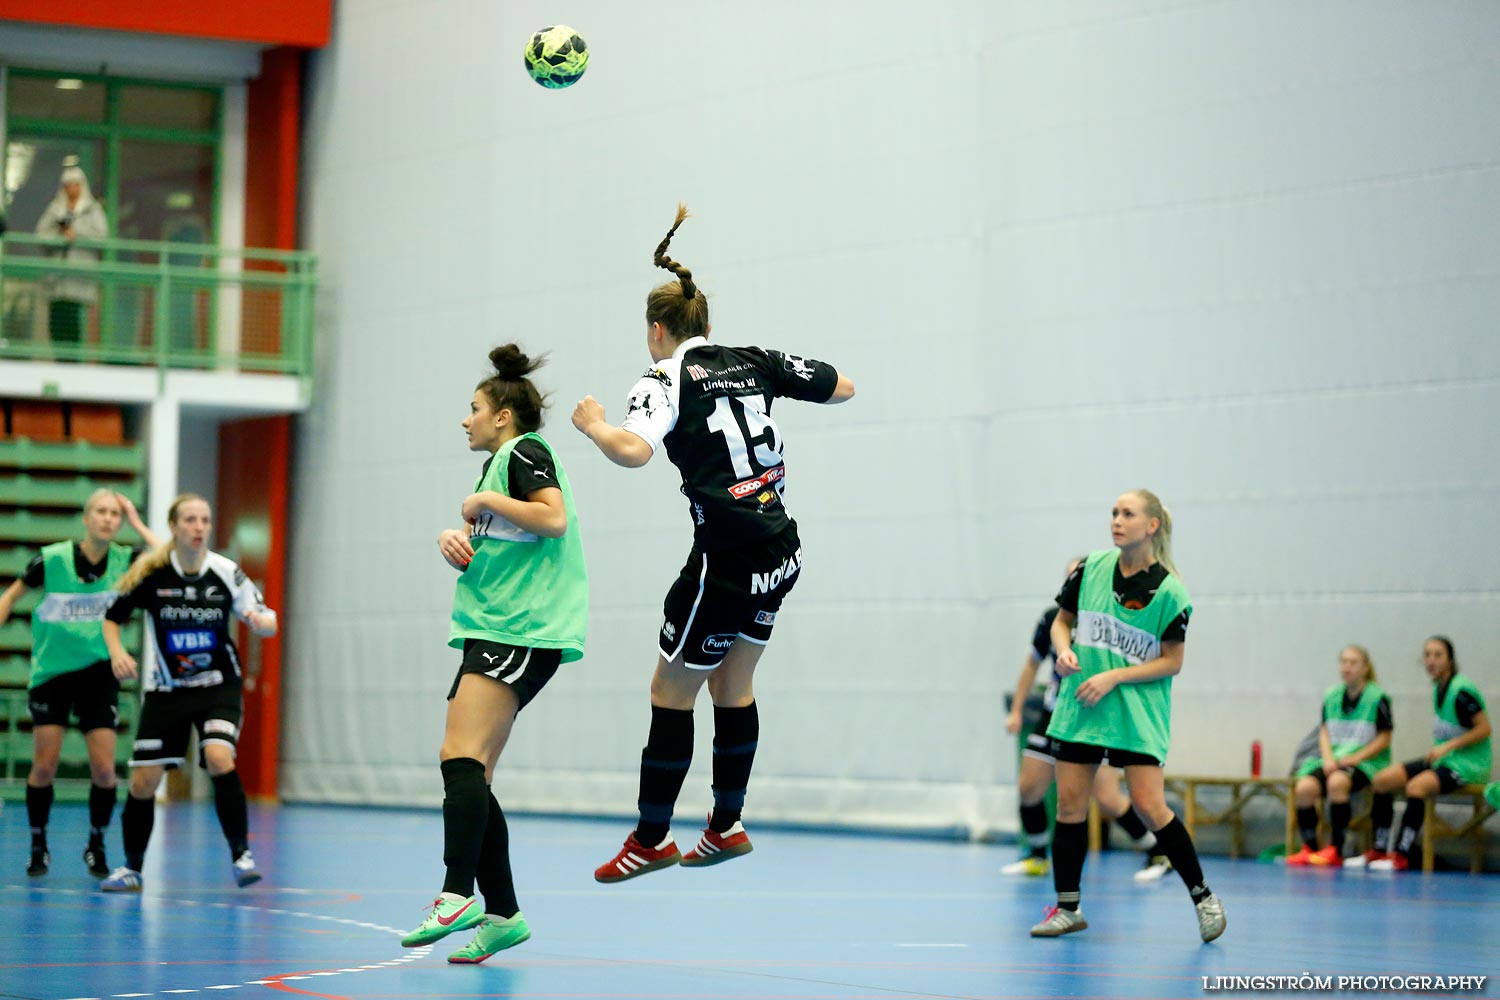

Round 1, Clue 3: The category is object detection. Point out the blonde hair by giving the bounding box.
[646,203,709,338]
[1128,488,1178,577]
[83,488,120,515]
[1343,644,1377,684]
[115,493,207,595]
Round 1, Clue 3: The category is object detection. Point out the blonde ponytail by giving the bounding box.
[1131,488,1178,577]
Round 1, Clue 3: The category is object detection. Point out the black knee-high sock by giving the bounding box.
[89,784,117,845]
[709,702,758,832]
[26,784,54,848]
[122,794,155,872]
[1296,805,1318,849]
[1153,817,1211,902]
[1371,793,1394,852]
[441,757,488,897]
[1394,798,1426,858]
[475,792,518,919]
[636,706,693,846]
[1051,820,1088,911]
[1329,801,1352,851]
[210,771,251,859]
[1113,807,1155,848]
[1020,802,1050,858]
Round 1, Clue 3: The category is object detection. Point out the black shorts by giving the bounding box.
[1023,707,1059,763]
[1304,765,1372,794]
[450,640,560,711]
[659,522,803,669]
[1401,758,1464,793]
[28,660,120,732]
[1053,738,1162,768]
[131,685,243,770]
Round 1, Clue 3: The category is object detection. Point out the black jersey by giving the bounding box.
[1028,606,1062,711]
[619,337,838,551]
[23,542,143,587]
[477,437,562,498]
[1056,559,1190,643]
[105,550,268,692]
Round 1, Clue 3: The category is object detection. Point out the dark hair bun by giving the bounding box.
[489,343,544,380]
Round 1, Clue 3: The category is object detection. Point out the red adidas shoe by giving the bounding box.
[680,818,754,868]
[593,833,681,883]
[1284,845,1316,866]
[1367,852,1409,872]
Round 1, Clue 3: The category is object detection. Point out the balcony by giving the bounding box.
[0,233,315,377]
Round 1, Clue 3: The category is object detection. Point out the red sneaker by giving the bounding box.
[1367,852,1409,872]
[1284,845,1316,866]
[1308,845,1342,866]
[593,833,681,883]
[680,818,754,868]
[1344,849,1387,869]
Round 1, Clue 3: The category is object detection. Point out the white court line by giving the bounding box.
[895,942,968,947]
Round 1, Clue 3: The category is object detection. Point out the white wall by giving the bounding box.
[282,0,1499,834]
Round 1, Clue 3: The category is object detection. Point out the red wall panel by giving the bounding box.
[215,416,291,798]
[1,2,331,48]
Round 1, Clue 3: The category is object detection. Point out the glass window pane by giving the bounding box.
[6,75,107,123]
[116,141,215,245]
[118,85,218,131]
[4,137,108,245]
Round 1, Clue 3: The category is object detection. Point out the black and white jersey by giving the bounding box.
[105,551,268,693]
[1028,605,1062,711]
[619,337,839,551]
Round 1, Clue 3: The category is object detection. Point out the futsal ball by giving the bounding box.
[524,25,588,89]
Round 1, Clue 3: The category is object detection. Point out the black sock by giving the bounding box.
[26,784,54,848]
[1395,798,1425,858]
[1329,801,1351,851]
[475,792,518,919]
[1153,817,1211,902]
[1051,820,1088,911]
[1296,805,1319,849]
[1114,807,1151,844]
[709,702,758,832]
[122,794,155,872]
[1020,802,1050,858]
[1371,793,1394,852]
[440,757,488,898]
[636,706,693,846]
[89,784,118,845]
[210,771,251,859]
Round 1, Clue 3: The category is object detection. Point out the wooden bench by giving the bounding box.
[1087,775,1293,859]
[1422,784,1495,874]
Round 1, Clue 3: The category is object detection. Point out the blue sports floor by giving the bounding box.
[3,802,1495,1000]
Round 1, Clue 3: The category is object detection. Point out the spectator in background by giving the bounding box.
[34,164,108,354]
[1367,636,1491,871]
[1285,645,1392,867]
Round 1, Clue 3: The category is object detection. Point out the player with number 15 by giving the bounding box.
[573,204,855,883]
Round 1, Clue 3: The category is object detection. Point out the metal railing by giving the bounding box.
[0,233,316,376]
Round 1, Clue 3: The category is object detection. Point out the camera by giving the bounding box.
[57,213,74,232]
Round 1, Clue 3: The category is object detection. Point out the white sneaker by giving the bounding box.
[1195,893,1226,942]
[232,851,262,887]
[1000,856,1050,876]
[100,866,143,892]
[1030,905,1088,937]
[1134,854,1172,882]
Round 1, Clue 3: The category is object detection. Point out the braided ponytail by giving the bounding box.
[646,203,708,337]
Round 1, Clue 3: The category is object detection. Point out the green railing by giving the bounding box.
[0,233,316,376]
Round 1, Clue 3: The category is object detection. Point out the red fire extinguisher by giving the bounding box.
[1251,740,1263,778]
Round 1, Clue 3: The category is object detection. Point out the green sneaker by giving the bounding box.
[1485,782,1500,812]
[447,912,532,964]
[401,894,484,947]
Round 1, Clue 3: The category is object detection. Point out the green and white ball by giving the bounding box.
[524,25,588,89]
